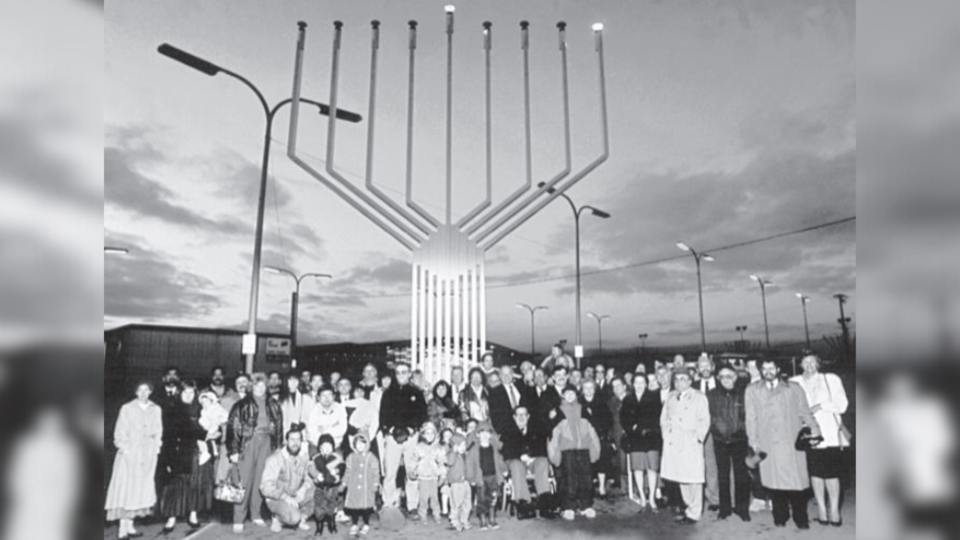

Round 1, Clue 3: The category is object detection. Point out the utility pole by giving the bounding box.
[834,293,852,362]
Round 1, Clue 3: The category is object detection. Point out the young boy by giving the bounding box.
[309,434,344,536]
[197,390,229,465]
[343,431,380,537]
[446,433,472,531]
[548,388,601,520]
[408,421,447,524]
[466,421,507,530]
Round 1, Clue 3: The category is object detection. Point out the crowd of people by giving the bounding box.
[104,345,850,538]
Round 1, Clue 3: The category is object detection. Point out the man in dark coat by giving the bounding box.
[500,406,552,519]
[379,363,428,515]
[487,371,519,436]
[707,365,751,522]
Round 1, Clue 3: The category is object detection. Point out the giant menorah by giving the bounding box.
[286,7,608,382]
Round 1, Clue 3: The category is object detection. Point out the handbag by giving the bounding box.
[214,464,246,504]
[823,374,853,447]
[795,426,824,451]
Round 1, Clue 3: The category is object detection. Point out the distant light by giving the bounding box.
[592,22,604,31]
[676,242,690,252]
[702,254,715,262]
[445,5,456,12]
[749,274,759,282]
[104,246,129,254]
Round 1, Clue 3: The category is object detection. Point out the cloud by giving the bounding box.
[104,234,224,321]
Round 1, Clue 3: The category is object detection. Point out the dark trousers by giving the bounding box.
[714,439,750,515]
[559,449,593,512]
[475,475,499,517]
[769,489,809,527]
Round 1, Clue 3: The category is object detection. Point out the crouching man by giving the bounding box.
[260,424,315,532]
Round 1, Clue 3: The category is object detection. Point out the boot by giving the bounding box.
[327,516,337,534]
[518,500,535,520]
[314,516,325,536]
[538,494,557,520]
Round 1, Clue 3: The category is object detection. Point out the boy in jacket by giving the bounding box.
[466,421,507,530]
[309,433,345,535]
[445,433,472,531]
[548,388,601,521]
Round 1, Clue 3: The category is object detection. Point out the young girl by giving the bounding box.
[439,428,454,516]
[548,388,601,521]
[445,433,472,531]
[309,434,344,536]
[342,431,380,537]
[408,421,447,524]
[197,390,228,465]
[466,421,507,530]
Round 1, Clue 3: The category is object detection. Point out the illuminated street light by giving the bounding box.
[749,275,775,349]
[516,303,549,356]
[676,242,715,351]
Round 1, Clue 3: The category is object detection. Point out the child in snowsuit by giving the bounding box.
[309,433,344,536]
[407,421,447,523]
[548,388,601,521]
[197,390,229,465]
[342,431,380,537]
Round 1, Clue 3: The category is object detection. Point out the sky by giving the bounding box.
[103,0,855,354]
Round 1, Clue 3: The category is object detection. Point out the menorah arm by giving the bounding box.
[403,20,442,228]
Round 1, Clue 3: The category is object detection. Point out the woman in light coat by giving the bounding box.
[659,369,710,523]
[105,381,163,540]
[791,355,850,526]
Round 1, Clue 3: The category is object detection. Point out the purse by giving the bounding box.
[214,464,246,504]
[795,426,824,451]
[823,374,853,447]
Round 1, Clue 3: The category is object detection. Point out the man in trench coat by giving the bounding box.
[660,368,711,525]
[745,359,820,529]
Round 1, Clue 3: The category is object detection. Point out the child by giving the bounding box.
[446,433,472,531]
[197,390,229,466]
[408,421,447,524]
[342,430,380,537]
[309,434,344,536]
[547,388,601,520]
[439,428,454,516]
[466,421,507,530]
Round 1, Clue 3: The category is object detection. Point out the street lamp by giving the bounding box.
[833,293,852,362]
[796,293,812,350]
[158,35,361,374]
[586,312,611,359]
[516,303,548,357]
[676,242,715,352]
[103,246,129,255]
[638,333,648,359]
[735,325,748,349]
[538,181,610,367]
[264,266,332,355]
[749,275,775,349]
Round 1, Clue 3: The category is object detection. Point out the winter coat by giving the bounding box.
[620,390,663,453]
[790,373,850,448]
[465,439,507,485]
[408,440,447,480]
[158,399,205,476]
[343,434,380,510]
[345,397,379,441]
[660,389,710,484]
[580,395,614,442]
[308,442,345,489]
[608,395,625,448]
[707,385,748,444]
[105,400,163,514]
[446,450,468,484]
[280,391,315,439]
[379,383,429,435]
[459,384,490,424]
[427,397,461,431]
[305,402,348,449]
[500,425,547,461]
[547,402,601,467]
[260,446,313,502]
[745,380,820,490]
[227,395,283,456]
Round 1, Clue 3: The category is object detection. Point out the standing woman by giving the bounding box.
[460,367,490,425]
[158,380,216,533]
[791,355,850,526]
[620,373,663,512]
[280,372,314,440]
[105,381,163,539]
[427,380,461,431]
[227,373,283,533]
[580,380,614,498]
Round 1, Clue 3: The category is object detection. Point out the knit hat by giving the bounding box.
[316,433,336,452]
[450,433,466,447]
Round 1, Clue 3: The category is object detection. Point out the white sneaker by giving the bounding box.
[360,524,370,536]
[561,509,575,521]
[337,510,350,523]
[349,524,360,537]
[270,517,282,532]
[298,520,311,531]
[581,508,597,519]
[252,518,267,527]
[232,524,243,534]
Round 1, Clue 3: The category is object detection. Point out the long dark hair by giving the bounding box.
[467,367,486,388]
[432,380,455,409]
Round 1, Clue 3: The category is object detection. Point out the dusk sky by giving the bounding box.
[104,0,855,354]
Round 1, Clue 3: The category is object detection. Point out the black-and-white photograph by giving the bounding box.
[100,1,858,539]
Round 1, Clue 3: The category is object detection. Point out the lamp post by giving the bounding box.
[516,303,548,357]
[158,35,361,374]
[736,325,748,350]
[104,246,129,255]
[264,266,331,355]
[796,293,812,350]
[676,242,714,352]
[638,333,648,359]
[586,312,611,359]
[749,275,775,349]
[833,293,852,362]
[538,182,610,368]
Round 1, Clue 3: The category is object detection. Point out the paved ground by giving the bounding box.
[105,490,855,540]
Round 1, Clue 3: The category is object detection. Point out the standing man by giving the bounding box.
[707,365,751,522]
[207,367,228,398]
[449,366,467,408]
[659,369,710,525]
[260,426,314,532]
[305,387,347,452]
[745,359,820,529]
[696,354,720,511]
[539,366,572,432]
[486,371,515,436]
[379,363,428,514]
[267,371,283,400]
[541,344,574,374]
